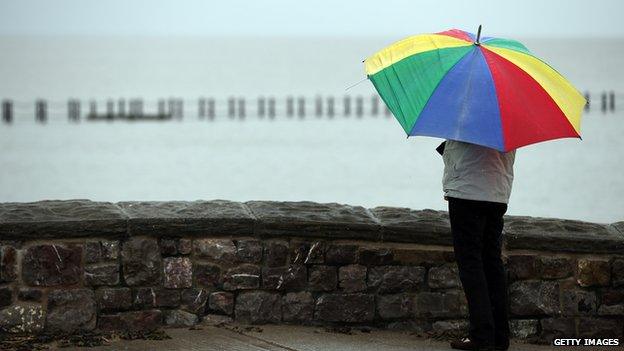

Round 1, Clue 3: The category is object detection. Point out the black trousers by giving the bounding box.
[447,196,510,347]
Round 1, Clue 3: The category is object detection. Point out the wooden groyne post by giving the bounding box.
[2,100,13,123]
[67,99,80,122]
[35,100,47,123]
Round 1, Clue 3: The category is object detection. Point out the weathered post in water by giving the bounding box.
[584,92,590,112]
[609,91,615,112]
[371,95,379,116]
[268,97,275,119]
[118,99,126,117]
[384,105,391,117]
[228,97,235,119]
[88,100,97,118]
[106,99,114,119]
[67,99,80,122]
[326,97,335,118]
[297,97,305,118]
[355,96,363,118]
[600,92,607,113]
[237,98,246,119]
[257,97,266,118]
[286,96,294,118]
[2,100,13,124]
[315,96,323,118]
[35,100,47,123]
[343,96,351,117]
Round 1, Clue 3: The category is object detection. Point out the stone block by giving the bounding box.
[431,319,469,334]
[85,264,119,286]
[539,318,576,343]
[133,287,180,308]
[358,247,394,266]
[223,264,260,290]
[325,244,358,265]
[370,207,451,245]
[576,258,610,287]
[314,293,375,323]
[308,265,337,292]
[282,292,314,323]
[392,248,455,266]
[415,290,468,318]
[578,317,624,338]
[507,255,539,280]
[0,303,44,334]
[262,265,306,291]
[0,200,127,239]
[509,281,560,316]
[180,288,208,314]
[194,263,221,288]
[290,240,324,264]
[98,310,163,331]
[0,286,12,308]
[17,288,42,302]
[22,244,82,286]
[235,291,281,324]
[46,289,96,333]
[246,201,379,239]
[505,216,624,254]
[368,266,426,293]
[194,238,237,264]
[236,239,263,263]
[0,246,17,282]
[178,239,192,255]
[85,241,102,263]
[164,309,198,327]
[164,257,193,289]
[338,264,367,292]
[427,263,461,289]
[209,291,234,315]
[510,319,539,339]
[118,200,254,236]
[121,237,162,286]
[377,293,412,320]
[264,240,289,267]
[538,256,573,279]
[160,238,178,256]
[561,289,596,315]
[96,287,132,311]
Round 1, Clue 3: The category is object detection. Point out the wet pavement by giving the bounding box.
[56,324,616,351]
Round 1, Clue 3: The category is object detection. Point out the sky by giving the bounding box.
[0,0,623,38]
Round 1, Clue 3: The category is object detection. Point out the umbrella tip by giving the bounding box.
[475,25,482,45]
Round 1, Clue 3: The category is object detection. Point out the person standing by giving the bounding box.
[438,139,516,351]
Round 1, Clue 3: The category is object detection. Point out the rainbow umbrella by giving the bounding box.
[364,26,586,152]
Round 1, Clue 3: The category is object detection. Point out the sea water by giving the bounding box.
[0,36,622,223]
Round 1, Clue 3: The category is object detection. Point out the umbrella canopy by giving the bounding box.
[364,27,586,152]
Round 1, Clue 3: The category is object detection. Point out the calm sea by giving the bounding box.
[0,36,623,223]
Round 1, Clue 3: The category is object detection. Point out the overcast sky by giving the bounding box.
[1,0,622,37]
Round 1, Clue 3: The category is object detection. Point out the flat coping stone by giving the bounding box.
[0,199,622,254]
[246,201,380,240]
[370,207,452,246]
[118,200,254,236]
[0,199,127,239]
[503,215,624,254]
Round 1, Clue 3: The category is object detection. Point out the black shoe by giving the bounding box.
[450,337,494,351]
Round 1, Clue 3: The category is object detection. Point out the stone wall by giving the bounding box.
[0,200,623,343]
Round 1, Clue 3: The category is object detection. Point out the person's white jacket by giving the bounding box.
[442,139,516,204]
